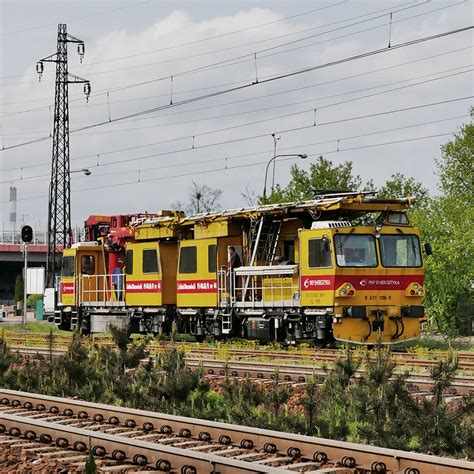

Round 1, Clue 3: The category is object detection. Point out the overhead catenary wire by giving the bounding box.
[0,130,459,205]
[0,0,459,105]
[3,64,470,138]
[1,25,472,153]
[0,1,348,77]
[3,114,467,186]
[0,0,419,85]
[2,96,471,182]
[3,44,471,120]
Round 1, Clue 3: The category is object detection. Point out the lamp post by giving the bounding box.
[70,168,91,176]
[46,168,92,287]
[68,169,91,244]
[262,153,307,202]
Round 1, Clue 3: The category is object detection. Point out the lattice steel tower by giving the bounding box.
[37,24,90,287]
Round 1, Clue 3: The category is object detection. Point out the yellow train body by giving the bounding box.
[57,194,426,344]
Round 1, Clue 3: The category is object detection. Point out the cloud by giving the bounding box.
[0,1,472,227]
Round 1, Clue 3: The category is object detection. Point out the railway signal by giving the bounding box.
[21,225,33,324]
[21,225,33,243]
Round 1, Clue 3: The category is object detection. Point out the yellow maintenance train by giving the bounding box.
[55,192,428,345]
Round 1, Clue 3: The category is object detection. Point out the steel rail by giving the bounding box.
[3,332,474,361]
[1,389,473,473]
[184,358,474,395]
[6,341,474,373]
[0,414,282,473]
[182,348,474,372]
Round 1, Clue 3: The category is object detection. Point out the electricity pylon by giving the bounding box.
[37,24,91,287]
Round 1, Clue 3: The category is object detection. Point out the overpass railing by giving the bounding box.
[0,229,47,245]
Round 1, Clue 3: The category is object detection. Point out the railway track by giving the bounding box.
[0,389,472,473]
[10,346,474,396]
[3,331,474,372]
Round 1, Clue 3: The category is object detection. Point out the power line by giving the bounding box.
[3,44,470,122]
[18,114,468,185]
[0,0,456,91]
[4,113,465,185]
[0,1,349,79]
[4,64,470,139]
[68,67,474,137]
[1,1,150,36]
[3,97,470,183]
[0,130,457,205]
[2,25,472,153]
[85,132,456,191]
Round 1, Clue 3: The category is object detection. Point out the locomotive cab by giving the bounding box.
[58,242,106,331]
[299,218,424,344]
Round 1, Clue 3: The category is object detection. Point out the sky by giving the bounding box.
[0,0,472,231]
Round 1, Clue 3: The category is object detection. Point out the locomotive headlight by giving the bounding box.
[338,283,355,297]
[413,283,419,290]
[417,288,424,295]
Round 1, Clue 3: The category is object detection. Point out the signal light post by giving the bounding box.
[21,225,33,325]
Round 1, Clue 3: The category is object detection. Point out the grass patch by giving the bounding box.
[0,322,70,335]
[396,336,474,352]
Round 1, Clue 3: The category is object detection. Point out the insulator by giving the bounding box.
[36,62,44,81]
[78,43,85,62]
[84,82,91,102]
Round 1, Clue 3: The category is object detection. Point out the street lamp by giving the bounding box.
[262,153,307,201]
[70,168,91,176]
[46,167,92,272]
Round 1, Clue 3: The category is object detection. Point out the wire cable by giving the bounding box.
[0,130,458,205]
[3,64,470,138]
[2,97,470,181]
[2,25,471,153]
[6,114,465,185]
[3,44,470,121]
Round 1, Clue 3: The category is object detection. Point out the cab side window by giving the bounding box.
[81,255,95,275]
[208,245,217,273]
[125,250,133,275]
[62,256,75,277]
[143,249,159,273]
[179,246,197,273]
[308,239,332,268]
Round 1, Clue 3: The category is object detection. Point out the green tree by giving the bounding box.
[14,275,23,303]
[418,114,473,335]
[407,353,473,457]
[378,173,429,210]
[261,156,367,204]
[438,110,473,203]
[416,195,472,334]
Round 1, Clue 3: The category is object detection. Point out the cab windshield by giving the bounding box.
[334,234,377,267]
[379,234,421,267]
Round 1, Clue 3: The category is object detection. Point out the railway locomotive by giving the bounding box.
[54,192,427,345]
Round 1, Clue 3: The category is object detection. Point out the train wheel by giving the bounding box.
[80,312,91,336]
[58,312,71,331]
[312,339,328,349]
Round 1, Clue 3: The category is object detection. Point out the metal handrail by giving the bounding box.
[79,273,125,306]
